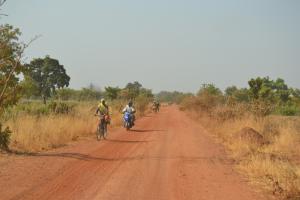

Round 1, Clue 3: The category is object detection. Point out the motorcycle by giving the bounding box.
[123,111,133,131]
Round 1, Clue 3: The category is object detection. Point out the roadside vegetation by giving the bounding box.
[1,81,153,153]
[179,78,300,199]
[0,2,153,153]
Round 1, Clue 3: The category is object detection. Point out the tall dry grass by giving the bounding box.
[181,99,300,199]
[4,102,118,152]
[4,99,150,153]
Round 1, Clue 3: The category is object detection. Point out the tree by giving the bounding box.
[20,75,39,99]
[104,86,121,100]
[26,56,70,104]
[197,84,222,97]
[0,24,24,114]
[125,81,142,100]
[225,86,250,102]
[272,78,290,103]
[0,1,35,150]
[248,77,292,103]
[248,77,273,100]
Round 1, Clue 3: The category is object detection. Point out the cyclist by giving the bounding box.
[95,98,110,139]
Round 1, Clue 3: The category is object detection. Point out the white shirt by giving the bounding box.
[122,105,135,113]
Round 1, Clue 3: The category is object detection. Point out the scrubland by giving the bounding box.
[180,95,300,199]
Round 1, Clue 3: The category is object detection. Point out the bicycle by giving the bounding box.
[95,114,109,140]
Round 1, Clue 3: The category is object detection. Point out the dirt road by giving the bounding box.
[0,106,269,200]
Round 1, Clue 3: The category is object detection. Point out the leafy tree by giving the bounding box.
[104,86,121,100]
[248,77,273,100]
[248,77,292,103]
[0,2,32,150]
[26,56,70,104]
[0,24,25,114]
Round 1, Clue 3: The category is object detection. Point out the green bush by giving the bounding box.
[0,123,11,151]
[276,104,300,116]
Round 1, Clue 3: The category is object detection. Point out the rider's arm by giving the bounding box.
[95,108,99,115]
[132,107,136,113]
[122,106,127,113]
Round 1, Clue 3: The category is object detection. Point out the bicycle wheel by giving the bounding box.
[96,123,101,140]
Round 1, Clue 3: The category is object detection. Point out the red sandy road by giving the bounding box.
[0,106,270,200]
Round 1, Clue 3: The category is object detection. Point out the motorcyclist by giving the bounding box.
[122,100,136,126]
[152,100,160,112]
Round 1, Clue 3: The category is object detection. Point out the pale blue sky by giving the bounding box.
[2,0,300,92]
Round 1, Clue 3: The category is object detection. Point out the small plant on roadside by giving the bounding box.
[0,123,11,151]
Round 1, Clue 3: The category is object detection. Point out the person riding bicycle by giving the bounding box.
[95,98,110,123]
[122,100,136,126]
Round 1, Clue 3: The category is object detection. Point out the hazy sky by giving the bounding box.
[2,0,300,93]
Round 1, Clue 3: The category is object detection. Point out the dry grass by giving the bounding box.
[4,101,128,153]
[185,104,300,199]
[3,99,151,153]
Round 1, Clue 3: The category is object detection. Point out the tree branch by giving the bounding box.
[0,35,41,105]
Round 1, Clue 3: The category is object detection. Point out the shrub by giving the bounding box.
[250,100,274,117]
[276,104,300,116]
[48,102,75,114]
[135,95,151,115]
[0,123,11,151]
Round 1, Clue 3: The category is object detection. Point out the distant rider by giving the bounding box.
[122,100,136,126]
[153,100,160,112]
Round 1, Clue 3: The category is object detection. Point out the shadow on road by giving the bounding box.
[106,139,149,143]
[7,151,235,165]
[130,129,167,133]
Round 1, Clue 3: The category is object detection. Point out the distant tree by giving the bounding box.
[25,56,70,104]
[139,88,154,99]
[55,88,78,101]
[225,86,250,102]
[77,88,102,101]
[197,84,222,97]
[272,78,290,103]
[104,86,121,100]
[157,91,192,104]
[225,86,238,97]
[125,81,143,100]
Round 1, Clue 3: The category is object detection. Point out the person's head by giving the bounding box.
[128,100,133,107]
[100,98,106,105]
